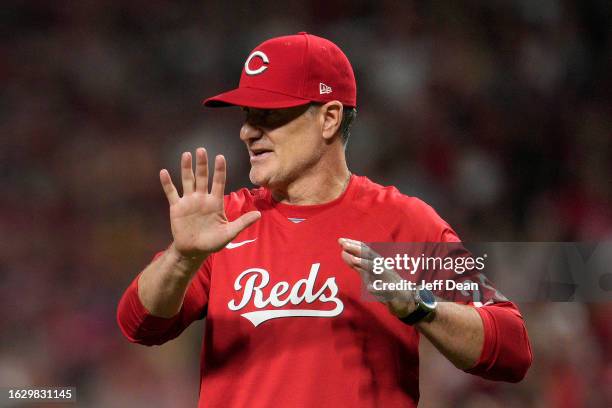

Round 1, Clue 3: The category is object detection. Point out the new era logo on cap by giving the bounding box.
[203,32,356,109]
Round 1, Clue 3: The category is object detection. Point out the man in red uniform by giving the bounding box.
[117,32,532,407]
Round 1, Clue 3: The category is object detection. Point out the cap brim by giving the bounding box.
[203,87,311,109]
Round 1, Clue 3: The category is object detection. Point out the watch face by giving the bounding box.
[418,288,437,308]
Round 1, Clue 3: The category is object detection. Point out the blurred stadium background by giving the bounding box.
[2,1,611,407]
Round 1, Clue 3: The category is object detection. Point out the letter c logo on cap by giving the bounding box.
[244,51,269,76]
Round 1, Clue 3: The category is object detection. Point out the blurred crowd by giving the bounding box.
[1,1,611,407]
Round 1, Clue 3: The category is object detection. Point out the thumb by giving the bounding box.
[226,211,261,239]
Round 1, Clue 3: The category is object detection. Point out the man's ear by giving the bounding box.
[320,101,343,141]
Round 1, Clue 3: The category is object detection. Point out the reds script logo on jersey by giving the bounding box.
[228,263,344,327]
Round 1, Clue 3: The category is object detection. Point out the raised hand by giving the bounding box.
[160,147,261,259]
[338,238,416,318]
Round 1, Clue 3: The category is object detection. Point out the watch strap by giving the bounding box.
[399,305,432,325]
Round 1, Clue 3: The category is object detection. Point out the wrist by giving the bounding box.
[398,288,438,326]
[387,289,418,318]
[167,243,208,277]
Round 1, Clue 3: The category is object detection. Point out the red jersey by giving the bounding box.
[117,175,532,407]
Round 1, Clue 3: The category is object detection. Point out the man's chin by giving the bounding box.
[249,169,271,187]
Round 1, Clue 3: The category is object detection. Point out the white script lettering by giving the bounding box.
[227,263,344,326]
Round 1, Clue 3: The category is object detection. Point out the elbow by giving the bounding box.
[506,342,533,383]
[125,336,166,347]
[468,304,534,383]
[116,302,180,347]
[501,358,531,383]
[506,320,533,383]
[466,347,533,383]
[116,314,165,347]
[494,324,534,383]
[495,328,534,383]
[116,280,170,347]
[117,310,146,345]
[116,303,160,347]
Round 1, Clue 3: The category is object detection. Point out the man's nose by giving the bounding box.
[240,121,263,142]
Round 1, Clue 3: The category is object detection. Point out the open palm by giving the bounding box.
[160,148,260,258]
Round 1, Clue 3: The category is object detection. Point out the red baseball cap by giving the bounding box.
[203,32,356,109]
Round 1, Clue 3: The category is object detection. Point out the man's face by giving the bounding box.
[240,104,323,188]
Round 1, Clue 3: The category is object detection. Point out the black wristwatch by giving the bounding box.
[400,288,437,325]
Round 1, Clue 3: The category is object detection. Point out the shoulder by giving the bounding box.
[353,175,436,216]
[352,175,459,241]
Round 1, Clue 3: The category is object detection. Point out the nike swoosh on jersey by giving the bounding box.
[225,238,257,249]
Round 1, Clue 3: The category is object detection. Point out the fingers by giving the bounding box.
[168,149,226,200]
[341,249,362,270]
[338,238,377,272]
[160,169,180,205]
[181,152,195,195]
[211,155,226,198]
[338,238,378,260]
[339,238,414,307]
[340,245,360,267]
[341,250,393,302]
[340,248,372,273]
[195,147,209,193]
[226,211,262,239]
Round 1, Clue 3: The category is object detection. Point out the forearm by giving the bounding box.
[412,301,532,382]
[338,238,531,380]
[138,243,207,318]
[415,302,484,370]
